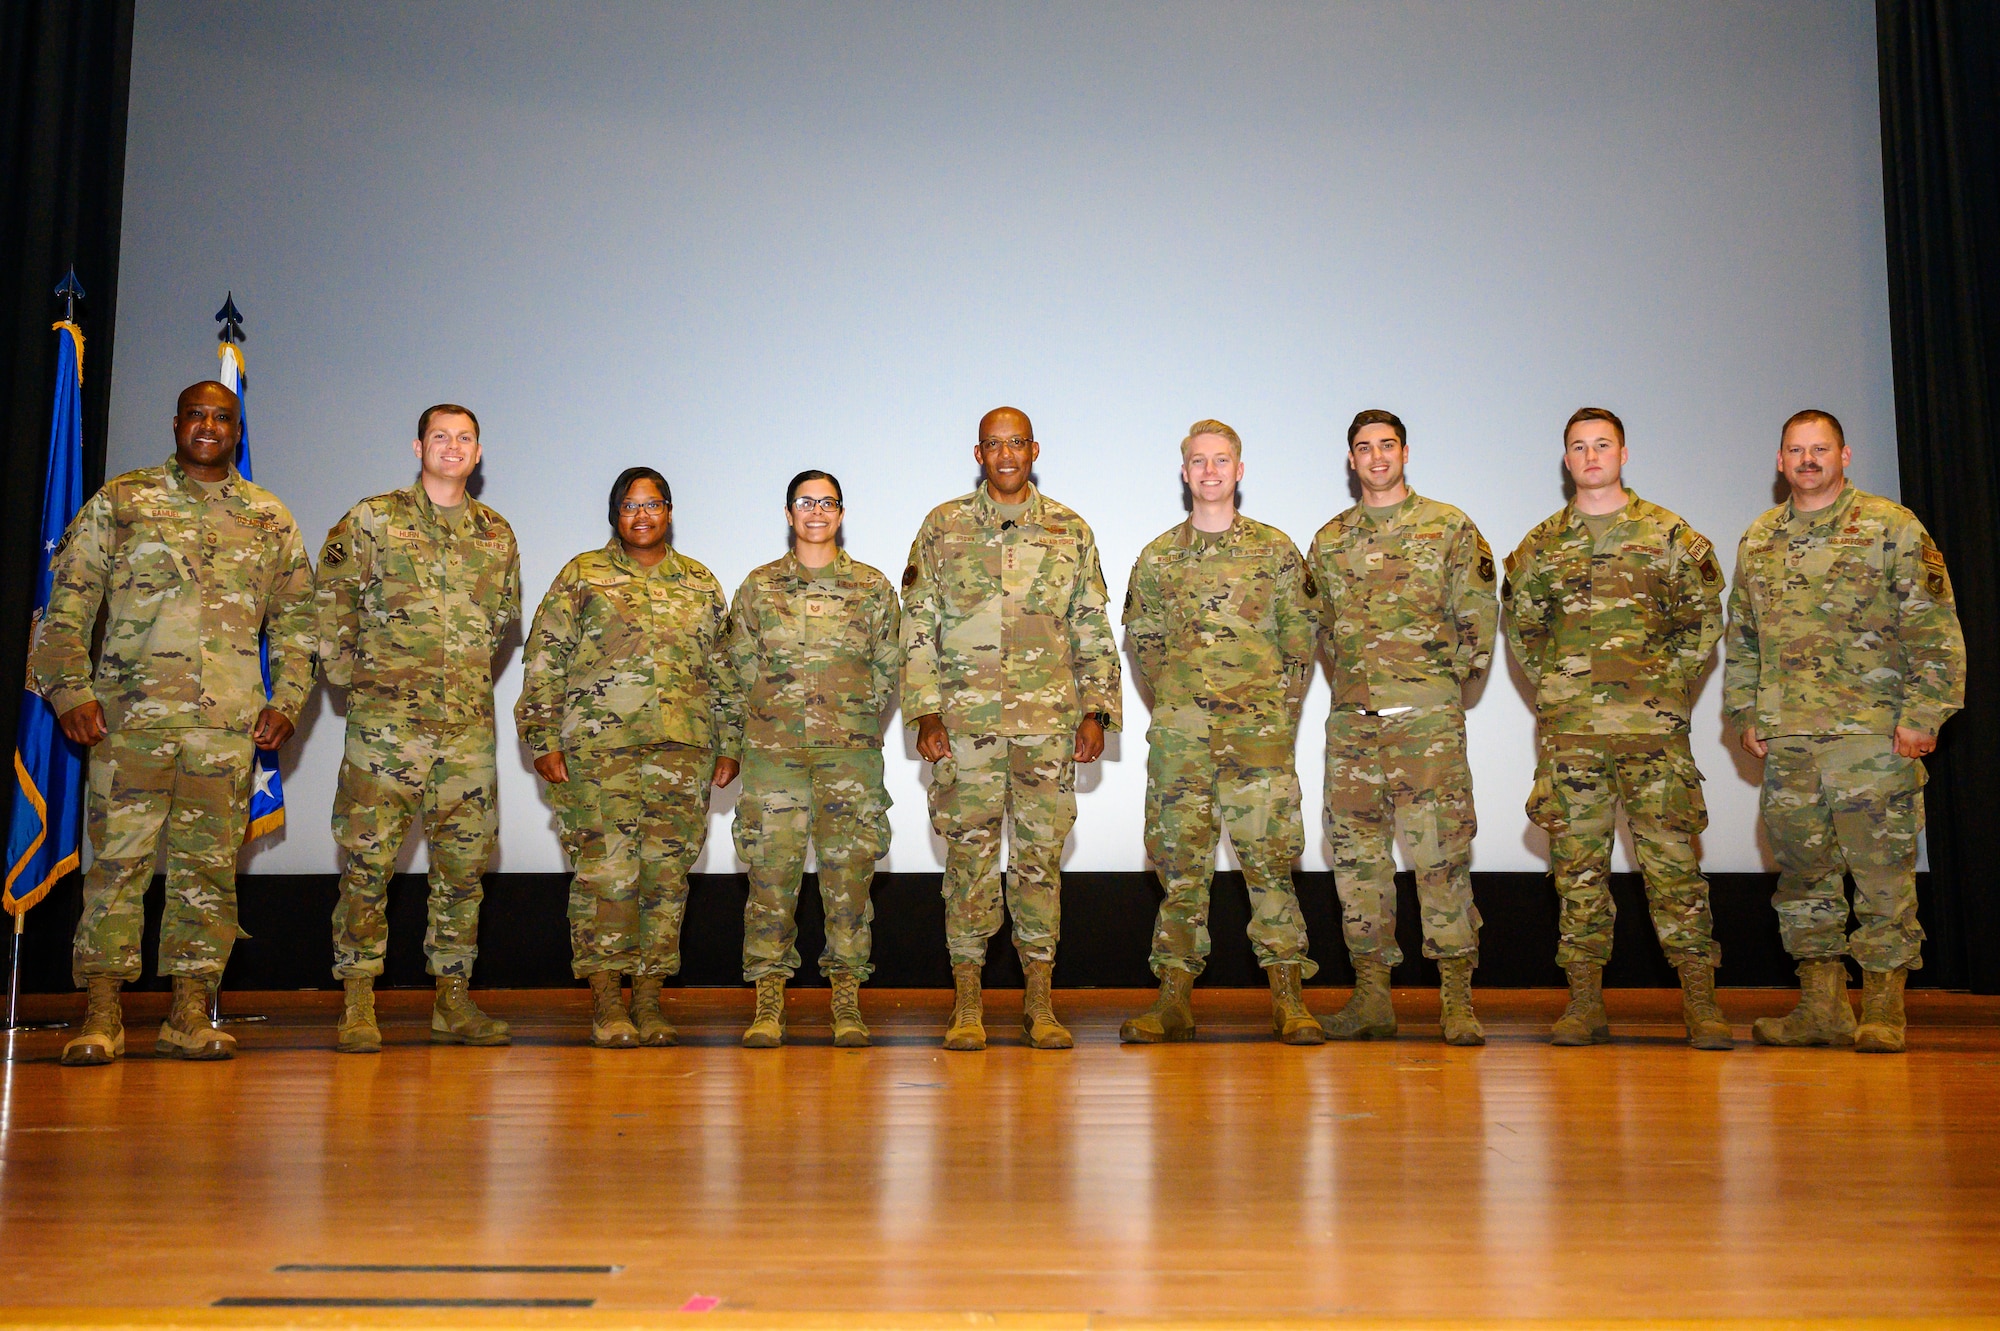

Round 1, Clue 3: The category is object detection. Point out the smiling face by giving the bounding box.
[173,383,241,478]
[1348,422,1407,499]
[412,411,482,486]
[1778,418,1851,506]
[786,476,844,548]
[1181,432,1243,507]
[976,408,1038,502]
[1563,419,1628,495]
[615,477,670,552]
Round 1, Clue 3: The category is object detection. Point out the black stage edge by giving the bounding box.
[8,868,1953,994]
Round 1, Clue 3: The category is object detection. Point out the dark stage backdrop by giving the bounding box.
[3,1,1997,991]
[1879,0,2000,992]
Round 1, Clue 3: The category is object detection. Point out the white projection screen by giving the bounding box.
[106,1,1894,878]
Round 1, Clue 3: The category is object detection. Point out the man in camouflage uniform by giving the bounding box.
[903,405,1122,1051]
[1120,420,1324,1045]
[37,381,315,1067]
[518,467,739,1048]
[1725,410,1964,1054]
[725,470,899,1048]
[1308,409,1497,1046]
[1505,406,1732,1050]
[317,404,521,1052]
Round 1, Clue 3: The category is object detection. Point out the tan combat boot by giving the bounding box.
[1119,967,1196,1044]
[1854,966,1908,1054]
[830,973,870,1048]
[1677,958,1733,1050]
[742,975,786,1048]
[60,977,124,1067]
[1267,962,1326,1045]
[335,976,381,1054]
[431,977,511,1045]
[1550,961,1610,1046]
[588,971,639,1049]
[943,961,985,1051]
[1021,959,1072,1049]
[1321,956,1396,1041]
[1438,956,1484,1047]
[1751,959,1856,1047]
[629,975,678,1046]
[157,975,236,1060]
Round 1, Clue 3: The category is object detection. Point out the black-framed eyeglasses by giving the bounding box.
[790,496,844,515]
[619,500,667,515]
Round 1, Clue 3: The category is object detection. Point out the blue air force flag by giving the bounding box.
[217,339,286,843]
[5,322,89,914]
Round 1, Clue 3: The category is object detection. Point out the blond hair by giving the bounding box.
[1181,418,1242,460]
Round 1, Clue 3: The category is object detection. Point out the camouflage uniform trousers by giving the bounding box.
[1527,733,1719,968]
[71,727,253,985]
[1144,721,1313,977]
[1761,734,1925,972]
[331,718,496,981]
[928,732,1074,967]
[1324,704,1481,967]
[735,747,890,982]
[558,743,714,979]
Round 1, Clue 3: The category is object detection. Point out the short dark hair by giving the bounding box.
[786,469,843,507]
[1564,406,1624,444]
[417,403,480,441]
[1782,408,1845,446]
[1346,409,1406,448]
[608,466,671,526]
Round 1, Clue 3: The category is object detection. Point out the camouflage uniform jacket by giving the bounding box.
[31,458,315,731]
[316,484,521,728]
[1123,515,1318,735]
[723,550,900,757]
[1307,491,1498,710]
[1722,484,1964,738]
[900,482,1122,736]
[1503,492,1723,735]
[517,540,739,758]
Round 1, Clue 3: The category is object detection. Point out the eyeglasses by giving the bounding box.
[791,496,844,515]
[978,436,1034,452]
[619,500,667,515]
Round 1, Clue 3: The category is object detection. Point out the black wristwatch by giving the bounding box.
[1085,711,1111,727]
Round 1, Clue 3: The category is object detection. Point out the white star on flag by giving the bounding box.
[252,763,277,799]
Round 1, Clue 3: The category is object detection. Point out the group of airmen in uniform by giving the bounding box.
[35,383,1964,1067]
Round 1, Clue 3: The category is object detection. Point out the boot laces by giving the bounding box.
[1442,965,1473,1010]
[831,978,861,1022]
[83,983,121,1034]
[753,981,785,1025]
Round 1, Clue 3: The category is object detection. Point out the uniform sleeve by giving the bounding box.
[718,578,761,763]
[898,519,944,724]
[28,490,115,718]
[1666,523,1725,690]
[1305,530,1342,641]
[1121,551,1165,692]
[707,581,743,758]
[1067,530,1123,729]
[494,532,523,648]
[869,578,902,724]
[1501,539,1546,686]
[1448,518,1499,683]
[1720,537,1761,730]
[1274,540,1320,719]
[262,518,319,721]
[514,566,579,759]
[313,508,371,689]
[1892,520,1966,735]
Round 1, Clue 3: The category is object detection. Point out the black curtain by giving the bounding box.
[0,0,132,795]
[1879,0,2000,992]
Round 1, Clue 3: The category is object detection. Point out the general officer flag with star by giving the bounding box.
[217,322,287,842]
[6,316,88,914]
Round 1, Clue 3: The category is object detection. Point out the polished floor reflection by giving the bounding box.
[1,987,1996,1322]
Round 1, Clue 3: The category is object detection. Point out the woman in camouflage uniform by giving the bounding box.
[723,471,900,1048]
[517,468,740,1048]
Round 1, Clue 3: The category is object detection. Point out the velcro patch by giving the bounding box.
[1699,554,1722,587]
[320,539,347,567]
[1921,536,1947,576]
[1302,571,1319,600]
[902,563,918,590]
[388,526,421,542]
[1681,530,1714,565]
[232,513,282,533]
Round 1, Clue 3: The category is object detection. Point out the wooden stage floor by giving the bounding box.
[1,987,1997,1330]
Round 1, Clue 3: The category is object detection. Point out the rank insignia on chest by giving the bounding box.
[806,598,827,617]
[1365,551,1384,569]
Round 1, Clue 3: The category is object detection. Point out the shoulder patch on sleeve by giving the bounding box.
[1302,570,1319,601]
[1921,533,1949,595]
[1123,585,1135,614]
[320,538,347,567]
[902,562,918,591]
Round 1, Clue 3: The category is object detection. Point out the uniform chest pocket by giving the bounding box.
[1022,539,1079,614]
[374,536,434,605]
[1225,566,1273,623]
[935,536,996,614]
[798,593,869,652]
[115,525,194,599]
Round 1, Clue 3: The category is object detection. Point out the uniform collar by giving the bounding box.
[603,536,682,578]
[782,549,850,585]
[1566,489,1641,532]
[1175,512,1253,548]
[1784,481,1858,530]
[405,482,484,534]
[1346,488,1421,530]
[165,456,242,499]
[973,481,1045,526]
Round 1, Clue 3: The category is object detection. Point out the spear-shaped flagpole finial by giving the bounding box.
[54,267,85,323]
[215,292,246,344]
